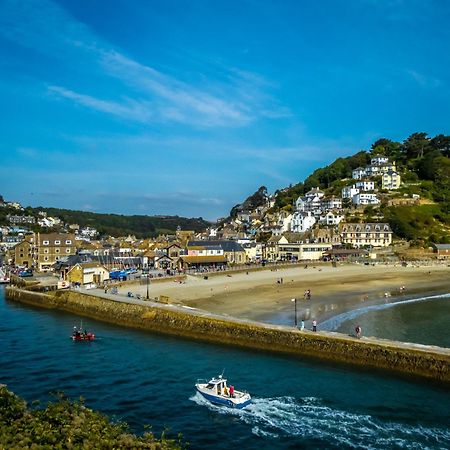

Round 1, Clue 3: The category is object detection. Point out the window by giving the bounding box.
[44,257,48,261]
[43,240,49,245]
[66,240,72,245]
[44,249,49,254]
[55,249,60,253]
[55,240,61,245]
[66,249,71,253]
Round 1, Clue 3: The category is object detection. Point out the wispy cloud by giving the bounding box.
[0,0,287,127]
[406,70,442,88]
[48,85,154,123]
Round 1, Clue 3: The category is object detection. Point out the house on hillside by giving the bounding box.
[291,211,316,233]
[382,170,401,190]
[352,193,380,206]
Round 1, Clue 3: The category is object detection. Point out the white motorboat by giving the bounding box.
[195,374,251,409]
[0,268,10,284]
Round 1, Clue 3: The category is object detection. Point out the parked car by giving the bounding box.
[18,269,33,277]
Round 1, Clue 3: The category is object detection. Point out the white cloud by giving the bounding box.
[0,0,288,128]
[48,85,154,123]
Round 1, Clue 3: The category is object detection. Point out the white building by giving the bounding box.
[318,211,345,226]
[342,186,360,199]
[291,211,316,233]
[352,193,380,205]
[371,156,389,166]
[355,181,375,191]
[352,168,366,180]
[320,197,342,211]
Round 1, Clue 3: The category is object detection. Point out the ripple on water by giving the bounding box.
[190,394,450,449]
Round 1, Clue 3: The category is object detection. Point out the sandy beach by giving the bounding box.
[123,262,450,327]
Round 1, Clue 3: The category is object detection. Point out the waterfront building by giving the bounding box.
[67,262,110,286]
[339,223,392,248]
[36,233,77,271]
[12,237,34,267]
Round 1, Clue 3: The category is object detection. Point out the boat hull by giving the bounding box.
[195,386,251,409]
[71,333,95,341]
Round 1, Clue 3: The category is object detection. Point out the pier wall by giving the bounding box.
[6,287,449,383]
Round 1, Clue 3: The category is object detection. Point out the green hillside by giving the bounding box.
[0,205,210,238]
[235,132,450,246]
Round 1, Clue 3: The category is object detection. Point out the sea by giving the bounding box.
[1,285,449,449]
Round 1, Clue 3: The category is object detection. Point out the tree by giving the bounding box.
[430,134,450,157]
[402,132,431,159]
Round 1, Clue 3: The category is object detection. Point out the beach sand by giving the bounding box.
[126,263,450,327]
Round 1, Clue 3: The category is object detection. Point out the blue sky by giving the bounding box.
[1,0,449,221]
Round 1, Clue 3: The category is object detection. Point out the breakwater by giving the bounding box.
[6,286,450,383]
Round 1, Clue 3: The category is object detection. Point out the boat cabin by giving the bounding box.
[206,376,230,396]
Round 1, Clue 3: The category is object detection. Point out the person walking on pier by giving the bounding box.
[312,319,317,332]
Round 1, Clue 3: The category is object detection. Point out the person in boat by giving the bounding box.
[229,385,235,398]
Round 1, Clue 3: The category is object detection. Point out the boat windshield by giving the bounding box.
[206,383,215,389]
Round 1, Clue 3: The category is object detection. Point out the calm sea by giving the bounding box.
[1,286,449,449]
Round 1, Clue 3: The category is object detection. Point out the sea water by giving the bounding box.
[320,293,450,347]
[1,286,449,449]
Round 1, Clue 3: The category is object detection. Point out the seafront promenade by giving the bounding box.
[6,277,450,383]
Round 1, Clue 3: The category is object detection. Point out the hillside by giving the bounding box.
[229,132,450,246]
[0,205,210,238]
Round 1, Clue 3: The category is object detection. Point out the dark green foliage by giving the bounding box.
[0,386,182,449]
[274,182,305,208]
[230,186,267,217]
[383,204,450,245]
[303,151,370,191]
[36,208,209,238]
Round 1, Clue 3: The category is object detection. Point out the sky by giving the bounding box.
[1,0,449,221]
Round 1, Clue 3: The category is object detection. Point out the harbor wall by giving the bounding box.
[5,286,450,383]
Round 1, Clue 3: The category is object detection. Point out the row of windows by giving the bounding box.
[42,248,72,254]
[42,240,72,245]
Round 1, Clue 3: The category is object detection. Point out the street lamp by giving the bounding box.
[146,273,150,300]
[291,298,297,327]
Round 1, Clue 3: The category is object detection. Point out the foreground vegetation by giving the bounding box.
[0,385,182,449]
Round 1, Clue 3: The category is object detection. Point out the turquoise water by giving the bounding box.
[320,294,450,347]
[1,286,449,449]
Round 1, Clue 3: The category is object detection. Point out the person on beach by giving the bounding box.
[300,319,305,331]
[355,325,362,338]
[312,320,317,332]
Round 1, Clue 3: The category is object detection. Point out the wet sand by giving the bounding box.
[126,263,450,326]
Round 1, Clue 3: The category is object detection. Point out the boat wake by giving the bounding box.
[320,292,450,332]
[190,393,450,448]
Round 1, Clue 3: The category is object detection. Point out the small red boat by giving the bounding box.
[72,331,95,341]
[71,323,95,341]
